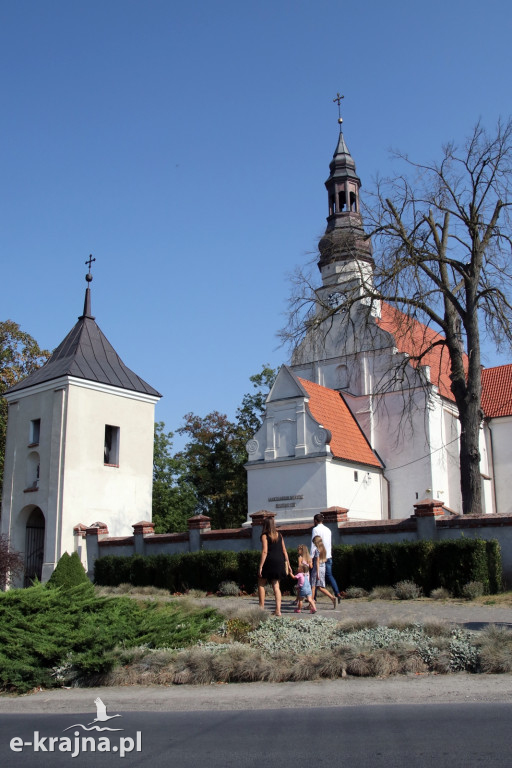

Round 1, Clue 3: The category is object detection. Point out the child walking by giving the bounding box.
[311,535,336,609]
[291,561,316,613]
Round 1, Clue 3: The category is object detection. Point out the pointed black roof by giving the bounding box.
[326,131,361,184]
[7,281,161,398]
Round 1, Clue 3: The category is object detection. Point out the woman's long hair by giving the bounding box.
[261,516,279,543]
[313,535,327,563]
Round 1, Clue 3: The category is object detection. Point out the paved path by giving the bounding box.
[202,594,512,631]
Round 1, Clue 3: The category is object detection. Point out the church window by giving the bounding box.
[350,191,357,212]
[330,194,336,215]
[104,425,120,466]
[29,418,41,446]
[354,471,358,482]
[338,190,346,212]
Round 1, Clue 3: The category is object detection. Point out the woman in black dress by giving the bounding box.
[258,516,292,616]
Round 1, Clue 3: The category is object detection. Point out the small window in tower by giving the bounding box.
[338,191,346,212]
[350,191,357,212]
[354,471,359,482]
[330,194,336,215]
[29,419,41,446]
[104,425,120,466]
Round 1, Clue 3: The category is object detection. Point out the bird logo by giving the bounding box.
[87,698,123,726]
[63,698,124,732]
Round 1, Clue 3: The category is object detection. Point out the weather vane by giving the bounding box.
[333,92,344,128]
[85,254,96,283]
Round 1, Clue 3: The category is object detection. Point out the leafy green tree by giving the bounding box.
[0,321,50,500]
[236,364,277,439]
[152,422,198,533]
[176,365,277,530]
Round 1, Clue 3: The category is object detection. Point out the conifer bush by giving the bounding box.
[46,552,91,590]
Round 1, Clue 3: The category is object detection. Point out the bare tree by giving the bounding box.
[0,533,24,590]
[281,119,512,515]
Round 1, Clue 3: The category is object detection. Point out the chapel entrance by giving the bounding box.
[24,507,45,587]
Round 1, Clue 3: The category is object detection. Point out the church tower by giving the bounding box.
[1,262,161,585]
[317,105,374,306]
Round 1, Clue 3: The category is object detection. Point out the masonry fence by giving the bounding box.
[77,499,512,588]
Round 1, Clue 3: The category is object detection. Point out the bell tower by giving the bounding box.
[317,96,373,295]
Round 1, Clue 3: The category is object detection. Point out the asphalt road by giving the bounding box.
[1,703,511,767]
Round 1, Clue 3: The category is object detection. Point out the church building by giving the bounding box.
[1,265,161,585]
[246,121,512,524]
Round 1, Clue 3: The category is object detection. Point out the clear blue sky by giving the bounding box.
[2,0,511,447]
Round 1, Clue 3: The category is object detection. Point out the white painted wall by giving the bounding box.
[2,375,158,582]
[488,417,512,515]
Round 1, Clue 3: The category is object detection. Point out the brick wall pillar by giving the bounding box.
[250,511,275,550]
[132,520,155,555]
[73,523,88,569]
[413,498,445,540]
[84,522,109,579]
[321,507,348,546]
[187,515,211,552]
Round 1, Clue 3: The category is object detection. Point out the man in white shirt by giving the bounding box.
[310,513,342,602]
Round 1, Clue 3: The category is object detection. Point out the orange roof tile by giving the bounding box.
[298,377,382,468]
[375,302,465,401]
[481,364,512,418]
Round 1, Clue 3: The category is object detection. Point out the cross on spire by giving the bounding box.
[333,92,344,128]
[85,254,96,274]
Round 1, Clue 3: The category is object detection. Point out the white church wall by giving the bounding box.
[324,461,383,520]
[488,417,512,515]
[361,387,434,519]
[246,457,330,521]
[1,385,57,572]
[60,381,156,542]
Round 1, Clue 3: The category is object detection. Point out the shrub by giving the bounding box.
[0,582,223,693]
[394,580,422,600]
[47,552,92,591]
[430,587,452,600]
[218,581,240,597]
[462,581,485,600]
[0,534,24,590]
[332,538,502,597]
[226,618,252,642]
[345,587,369,599]
[369,586,396,600]
[477,624,512,673]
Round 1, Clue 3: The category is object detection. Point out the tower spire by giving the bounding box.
[318,101,373,271]
[81,255,96,319]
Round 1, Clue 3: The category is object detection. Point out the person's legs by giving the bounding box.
[271,579,282,615]
[325,558,340,595]
[258,577,267,609]
[317,586,336,606]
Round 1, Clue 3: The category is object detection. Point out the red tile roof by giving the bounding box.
[375,302,511,417]
[481,364,512,418]
[375,302,462,401]
[298,377,382,468]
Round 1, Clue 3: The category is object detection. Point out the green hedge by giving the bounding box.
[94,538,503,597]
[331,538,502,597]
